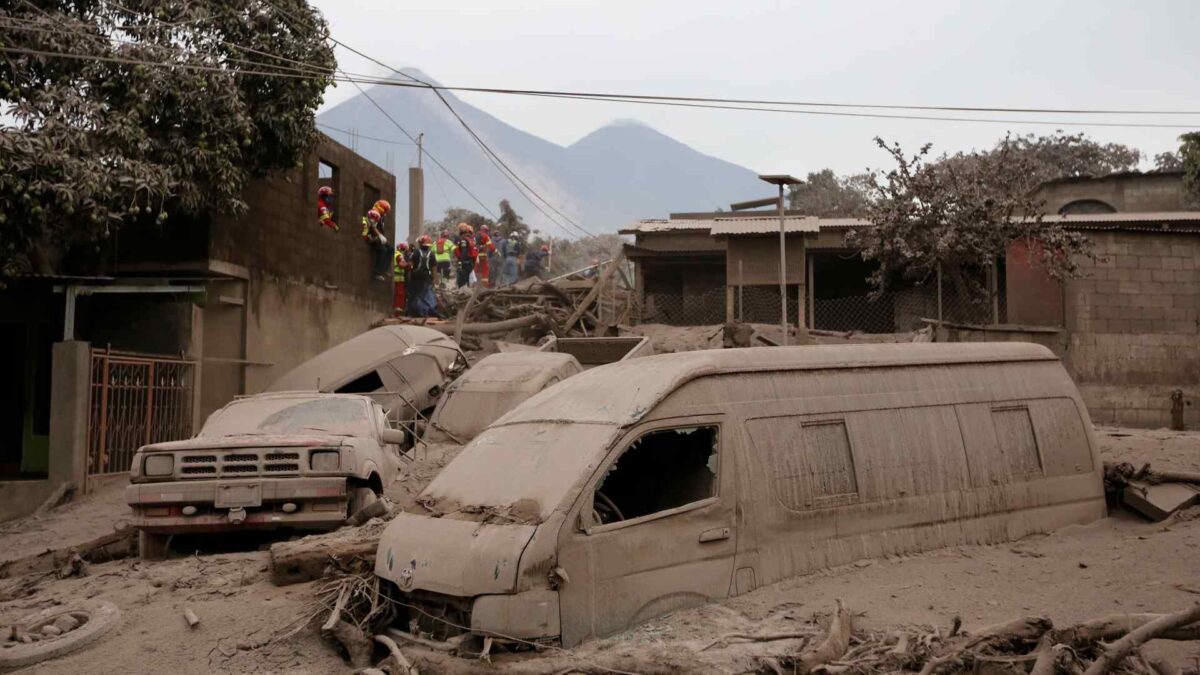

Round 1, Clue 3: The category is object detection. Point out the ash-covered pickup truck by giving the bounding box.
[126,392,406,559]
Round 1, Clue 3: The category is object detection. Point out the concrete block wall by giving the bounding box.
[1037,172,1188,214]
[1064,231,1200,428]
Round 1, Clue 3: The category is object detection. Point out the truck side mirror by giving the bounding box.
[380,429,406,446]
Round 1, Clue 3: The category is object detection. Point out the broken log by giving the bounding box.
[323,619,373,668]
[797,600,853,674]
[563,252,623,333]
[453,287,480,345]
[432,314,550,337]
[374,634,419,675]
[918,616,1052,675]
[268,530,379,586]
[1082,605,1200,675]
[0,525,134,579]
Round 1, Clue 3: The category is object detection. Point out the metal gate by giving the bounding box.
[87,348,196,476]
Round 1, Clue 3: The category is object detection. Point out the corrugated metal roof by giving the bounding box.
[709,216,820,235]
[618,219,711,234]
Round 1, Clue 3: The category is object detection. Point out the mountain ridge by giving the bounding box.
[317,70,763,234]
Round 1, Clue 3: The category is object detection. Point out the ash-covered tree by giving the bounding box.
[849,137,1094,303]
[787,169,872,217]
[1154,151,1184,172]
[940,131,1142,193]
[495,199,530,239]
[1180,132,1200,204]
[0,0,335,276]
[431,207,493,235]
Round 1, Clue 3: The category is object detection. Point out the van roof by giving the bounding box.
[266,325,455,392]
[495,342,1059,428]
[449,352,581,391]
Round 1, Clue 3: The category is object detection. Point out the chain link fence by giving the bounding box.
[640,274,1014,333]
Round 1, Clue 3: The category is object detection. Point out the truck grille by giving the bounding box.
[388,589,473,641]
[174,449,319,478]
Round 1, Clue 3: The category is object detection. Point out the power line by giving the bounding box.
[316,122,415,146]
[256,0,592,238]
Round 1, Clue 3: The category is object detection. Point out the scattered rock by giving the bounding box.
[40,625,62,638]
[52,615,80,633]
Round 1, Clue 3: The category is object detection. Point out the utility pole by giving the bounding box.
[407,132,424,244]
[757,175,803,346]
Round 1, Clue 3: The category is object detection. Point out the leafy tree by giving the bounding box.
[495,199,530,239]
[430,207,493,235]
[1154,151,1184,172]
[1180,132,1200,203]
[0,0,335,276]
[939,131,1142,193]
[787,169,872,217]
[849,137,1093,303]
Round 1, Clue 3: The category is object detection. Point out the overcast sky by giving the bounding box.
[312,0,1200,178]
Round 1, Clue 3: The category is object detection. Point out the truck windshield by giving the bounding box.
[422,421,617,520]
[200,397,372,437]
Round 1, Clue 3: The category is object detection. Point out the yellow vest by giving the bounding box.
[393,251,406,282]
[434,238,453,263]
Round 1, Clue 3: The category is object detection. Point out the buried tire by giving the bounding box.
[0,600,121,669]
[348,485,378,518]
[138,531,171,560]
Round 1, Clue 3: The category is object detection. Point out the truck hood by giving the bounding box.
[140,434,345,452]
[375,512,536,597]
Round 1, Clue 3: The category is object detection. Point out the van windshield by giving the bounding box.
[201,397,372,437]
[421,422,617,520]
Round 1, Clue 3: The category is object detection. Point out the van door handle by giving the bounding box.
[699,527,731,543]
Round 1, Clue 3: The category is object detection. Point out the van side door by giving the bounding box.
[555,415,736,647]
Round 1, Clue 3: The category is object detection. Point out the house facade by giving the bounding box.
[621,172,1200,429]
[0,133,396,519]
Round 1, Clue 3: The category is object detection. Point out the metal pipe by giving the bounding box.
[778,184,788,346]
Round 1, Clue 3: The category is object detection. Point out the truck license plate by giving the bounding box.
[215,484,262,508]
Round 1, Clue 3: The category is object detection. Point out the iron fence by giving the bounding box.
[87,348,195,476]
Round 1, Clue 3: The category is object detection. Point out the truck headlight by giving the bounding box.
[310,451,340,471]
[143,455,174,477]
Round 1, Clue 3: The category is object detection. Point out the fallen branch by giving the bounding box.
[374,634,419,675]
[1083,604,1200,675]
[797,599,853,674]
[699,631,813,652]
[433,313,549,336]
[918,616,1052,675]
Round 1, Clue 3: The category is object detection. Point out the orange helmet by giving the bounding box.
[367,208,381,222]
[373,199,391,215]
[419,234,432,246]
[318,186,334,197]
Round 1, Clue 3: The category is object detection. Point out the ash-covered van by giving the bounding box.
[375,343,1104,649]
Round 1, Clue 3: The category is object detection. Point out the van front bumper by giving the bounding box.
[126,477,348,533]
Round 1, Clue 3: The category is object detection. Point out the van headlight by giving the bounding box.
[143,455,175,477]
[310,451,340,471]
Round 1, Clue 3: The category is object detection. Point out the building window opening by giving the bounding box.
[336,369,383,394]
[592,426,717,525]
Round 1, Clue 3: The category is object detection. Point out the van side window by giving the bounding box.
[746,417,857,509]
[592,426,717,525]
[336,370,384,394]
[991,407,1042,476]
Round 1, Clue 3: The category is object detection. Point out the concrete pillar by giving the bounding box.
[47,341,91,492]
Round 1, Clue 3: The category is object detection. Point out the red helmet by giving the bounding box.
[419,234,432,245]
[318,186,334,197]
[396,241,409,250]
[480,225,489,233]
[367,208,381,223]
[540,244,549,252]
[373,199,391,215]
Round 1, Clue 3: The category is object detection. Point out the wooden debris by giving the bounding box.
[797,599,853,674]
[1082,604,1200,675]
[374,634,419,675]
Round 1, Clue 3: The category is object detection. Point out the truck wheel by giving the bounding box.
[0,600,121,669]
[138,531,171,560]
[348,486,378,518]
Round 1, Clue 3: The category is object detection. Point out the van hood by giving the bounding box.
[140,434,345,452]
[375,512,536,597]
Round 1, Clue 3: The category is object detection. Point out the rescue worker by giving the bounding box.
[433,230,453,288]
[453,222,477,289]
[501,231,524,286]
[362,208,390,281]
[407,235,438,317]
[317,186,337,231]
[392,242,409,316]
[475,225,497,287]
[523,244,549,279]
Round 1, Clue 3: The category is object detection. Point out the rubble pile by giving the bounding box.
[384,260,633,351]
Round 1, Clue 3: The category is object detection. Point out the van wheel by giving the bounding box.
[348,486,378,518]
[138,531,171,560]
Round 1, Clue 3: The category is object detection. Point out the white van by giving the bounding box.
[375,343,1105,649]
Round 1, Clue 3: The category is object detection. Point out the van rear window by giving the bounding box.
[746,417,858,510]
[991,407,1043,477]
